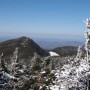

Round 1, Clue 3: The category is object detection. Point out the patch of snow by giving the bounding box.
[19,69,24,73]
[21,38,28,47]
[49,51,59,56]
[3,71,16,80]
[39,86,43,89]
[40,71,46,74]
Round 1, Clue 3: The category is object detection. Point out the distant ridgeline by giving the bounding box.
[0,36,79,61]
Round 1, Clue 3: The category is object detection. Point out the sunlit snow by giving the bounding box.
[49,51,59,56]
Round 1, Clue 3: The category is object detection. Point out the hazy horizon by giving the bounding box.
[0,35,85,49]
[0,33,85,42]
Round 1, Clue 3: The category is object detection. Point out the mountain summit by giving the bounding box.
[0,36,49,59]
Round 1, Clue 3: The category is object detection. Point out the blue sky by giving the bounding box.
[0,0,90,40]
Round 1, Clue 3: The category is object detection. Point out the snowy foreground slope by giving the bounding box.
[1,47,89,90]
[50,55,90,90]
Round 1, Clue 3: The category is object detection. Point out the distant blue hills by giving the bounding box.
[0,36,84,49]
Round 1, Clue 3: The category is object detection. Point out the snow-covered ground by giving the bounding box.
[51,59,90,90]
[50,55,90,90]
[50,85,60,90]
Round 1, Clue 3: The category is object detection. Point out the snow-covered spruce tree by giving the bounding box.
[0,53,8,72]
[0,53,4,69]
[10,47,18,75]
[84,18,90,63]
